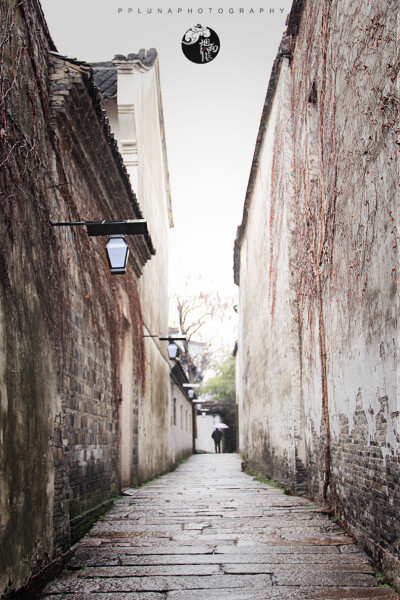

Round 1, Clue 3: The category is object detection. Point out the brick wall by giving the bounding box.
[0,1,152,595]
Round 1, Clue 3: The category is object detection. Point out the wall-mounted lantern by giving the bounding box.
[106,235,129,274]
[159,336,186,360]
[167,340,179,360]
[52,220,149,275]
[182,383,200,400]
[143,334,186,361]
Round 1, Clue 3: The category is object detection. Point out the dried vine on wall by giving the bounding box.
[0,0,69,349]
[53,113,147,402]
[289,0,340,504]
[287,0,398,504]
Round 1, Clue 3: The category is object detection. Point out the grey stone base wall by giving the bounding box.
[70,499,115,545]
[331,407,400,588]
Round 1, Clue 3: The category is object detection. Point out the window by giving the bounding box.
[173,398,176,426]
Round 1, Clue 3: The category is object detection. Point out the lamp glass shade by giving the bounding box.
[188,389,194,399]
[167,341,179,360]
[106,235,129,274]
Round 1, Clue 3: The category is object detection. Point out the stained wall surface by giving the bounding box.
[170,383,193,465]
[0,1,151,594]
[99,55,174,483]
[235,0,399,587]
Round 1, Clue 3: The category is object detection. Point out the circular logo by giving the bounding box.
[181,24,220,64]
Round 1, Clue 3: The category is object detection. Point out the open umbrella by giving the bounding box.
[214,423,229,429]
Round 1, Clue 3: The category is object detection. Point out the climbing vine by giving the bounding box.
[276,0,399,503]
[0,0,147,424]
[0,0,68,343]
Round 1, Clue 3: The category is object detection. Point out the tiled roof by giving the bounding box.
[123,49,158,67]
[92,51,158,98]
[92,62,117,99]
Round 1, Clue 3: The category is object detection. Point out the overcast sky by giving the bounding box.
[40,0,292,309]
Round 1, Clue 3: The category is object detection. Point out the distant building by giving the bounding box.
[169,326,210,382]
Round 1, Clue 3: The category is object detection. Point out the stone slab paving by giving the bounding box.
[41,454,398,599]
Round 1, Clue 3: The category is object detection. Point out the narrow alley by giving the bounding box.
[41,454,397,599]
[1,0,399,597]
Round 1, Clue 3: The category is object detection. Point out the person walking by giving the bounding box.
[212,428,223,453]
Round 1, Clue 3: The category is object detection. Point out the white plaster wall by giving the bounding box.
[288,0,399,493]
[237,0,399,584]
[134,65,172,482]
[170,383,192,465]
[324,11,398,447]
[237,59,298,486]
[106,59,173,482]
[139,339,171,481]
[118,289,134,488]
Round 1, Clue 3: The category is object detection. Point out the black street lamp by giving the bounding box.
[52,220,150,275]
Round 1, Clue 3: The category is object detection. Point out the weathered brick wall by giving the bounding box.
[0,1,150,595]
[235,0,399,587]
[49,47,151,551]
[0,1,65,594]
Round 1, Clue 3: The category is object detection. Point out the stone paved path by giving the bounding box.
[42,454,398,599]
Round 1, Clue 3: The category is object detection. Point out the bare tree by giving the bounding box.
[170,291,235,383]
